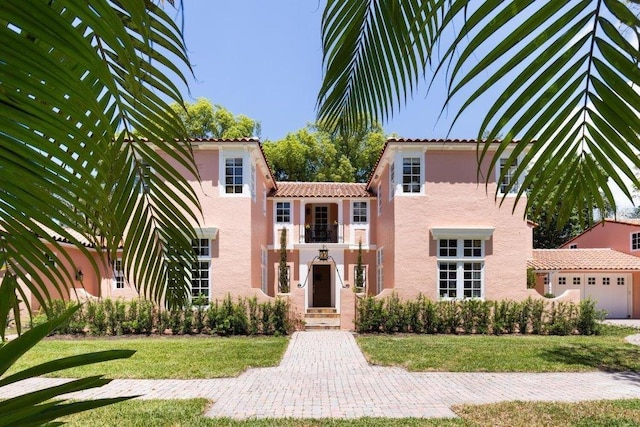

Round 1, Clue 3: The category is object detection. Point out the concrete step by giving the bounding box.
[305,312,340,319]
[304,316,340,329]
[306,307,337,314]
[305,324,341,330]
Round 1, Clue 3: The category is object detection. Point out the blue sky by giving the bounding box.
[178,1,482,142]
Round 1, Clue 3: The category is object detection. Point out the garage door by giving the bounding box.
[555,273,630,318]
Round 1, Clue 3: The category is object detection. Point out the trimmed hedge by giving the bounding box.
[355,294,604,335]
[34,294,301,337]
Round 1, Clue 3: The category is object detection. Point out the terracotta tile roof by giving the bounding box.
[386,138,524,144]
[271,182,371,198]
[529,249,640,271]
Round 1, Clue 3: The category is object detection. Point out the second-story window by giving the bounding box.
[498,157,519,194]
[377,183,382,215]
[276,201,291,223]
[402,157,421,193]
[225,157,243,194]
[632,232,640,251]
[352,201,367,223]
[389,162,395,200]
[113,259,125,289]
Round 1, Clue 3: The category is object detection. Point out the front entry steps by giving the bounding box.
[305,308,340,330]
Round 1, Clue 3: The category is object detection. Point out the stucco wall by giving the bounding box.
[385,149,530,301]
[562,222,640,255]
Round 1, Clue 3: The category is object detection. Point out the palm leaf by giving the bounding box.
[0,0,199,310]
[318,0,640,221]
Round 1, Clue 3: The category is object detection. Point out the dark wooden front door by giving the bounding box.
[312,264,332,307]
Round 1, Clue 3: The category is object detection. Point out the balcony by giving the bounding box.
[302,224,342,244]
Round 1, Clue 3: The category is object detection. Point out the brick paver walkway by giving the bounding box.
[4,331,640,419]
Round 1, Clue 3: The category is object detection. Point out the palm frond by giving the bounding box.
[0,0,199,309]
[318,0,446,133]
[441,0,640,219]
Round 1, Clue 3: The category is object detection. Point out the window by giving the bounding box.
[352,201,367,223]
[261,248,267,293]
[587,277,596,286]
[573,277,581,286]
[618,277,625,286]
[389,162,395,200]
[498,157,519,194]
[437,239,484,299]
[191,239,210,299]
[569,244,578,249]
[402,157,421,193]
[278,265,290,293]
[603,277,610,286]
[353,264,367,288]
[544,275,549,285]
[43,252,56,268]
[558,277,567,285]
[377,183,382,215]
[225,157,243,194]
[276,202,291,223]
[114,259,125,289]
[376,248,384,293]
[135,162,151,194]
[192,239,210,257]
[632,232,640,251]
[262,187,267,216]
[250,164,256,201]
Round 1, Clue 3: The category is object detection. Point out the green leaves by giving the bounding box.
[0,0,199,310]
[318,0,640,222]
[0,306,136,427]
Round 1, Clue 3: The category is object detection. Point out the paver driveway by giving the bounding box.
[4,331,640,419]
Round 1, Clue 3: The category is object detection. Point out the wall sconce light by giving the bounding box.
[75,268,84,281]
[318,245,329,261]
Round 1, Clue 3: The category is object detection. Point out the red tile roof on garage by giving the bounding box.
[271,182,371,198]
[529,249,640,271]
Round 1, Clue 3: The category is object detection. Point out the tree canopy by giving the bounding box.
[262,121,386,182]
[172,98,260,139]
[317,0,640,223]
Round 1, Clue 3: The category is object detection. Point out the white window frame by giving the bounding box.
[223,156,244,195]
[250,164,256,202]
[587,277,596,286]
[262,186,267,216]
[496,153,523,196]
[437,239,485,300]
[113,258,125,289]
[631,232,640,251]
[401,156,423,194]
[275,201,292,224]
[261,247,268,293]
[376,247,384,294]
[353,264,367,289]
[558,277,567,286]
[603,277,610,286]
[389,161,395,201]
[352,201,368,224]
[191,238,211,300]
[377,182,382,216]
[618,277,626,286]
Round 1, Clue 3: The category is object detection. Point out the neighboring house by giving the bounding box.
[20,137,570,329]
[529,249,640,318]
[560,219,640,255]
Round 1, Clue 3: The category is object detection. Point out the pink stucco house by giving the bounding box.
[527,219,640,318]
[23,137,575,328]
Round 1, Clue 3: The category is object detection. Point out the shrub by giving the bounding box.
[576,298,604,335]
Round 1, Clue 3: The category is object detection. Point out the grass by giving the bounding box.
[356,325,640,372]
[59,398,640,426]
[9,336,288,379]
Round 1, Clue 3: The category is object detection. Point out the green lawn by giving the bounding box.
[9,336,288,379]
[356,326,640,372]
[59,398,640,426]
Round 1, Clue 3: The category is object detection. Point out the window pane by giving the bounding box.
[225,158,243,194]
[402,157,421,193]
[438,262,457,298]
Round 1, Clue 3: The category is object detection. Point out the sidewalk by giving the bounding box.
[3,331,640,419]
